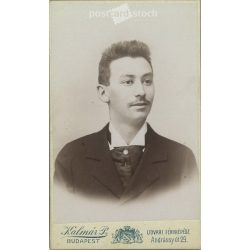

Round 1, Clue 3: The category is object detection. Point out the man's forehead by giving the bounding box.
[110,57,152,76]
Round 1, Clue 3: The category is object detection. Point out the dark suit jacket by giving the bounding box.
[54,124,199,202]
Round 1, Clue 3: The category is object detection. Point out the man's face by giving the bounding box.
[106,56,155,125]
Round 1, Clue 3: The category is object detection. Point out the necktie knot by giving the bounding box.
[110,145,144,188]
[111,145,144,164]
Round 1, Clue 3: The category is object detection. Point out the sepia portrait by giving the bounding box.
[50,0,200,224]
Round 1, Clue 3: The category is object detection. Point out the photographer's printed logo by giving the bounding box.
[61,225,109,244]
[112,226,143,244]
[89,3,158,25]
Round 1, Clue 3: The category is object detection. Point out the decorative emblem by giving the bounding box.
[112,226,143,244]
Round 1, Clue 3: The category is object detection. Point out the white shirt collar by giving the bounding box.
[108,122,147,150]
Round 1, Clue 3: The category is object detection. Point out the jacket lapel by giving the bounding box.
[83,124,124,198]
[121,125,168,202]
[82,124,168,201]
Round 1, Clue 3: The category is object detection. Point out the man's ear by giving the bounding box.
[97,84,110,103]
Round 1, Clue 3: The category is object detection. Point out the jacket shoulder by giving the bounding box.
[54,131,102,186]
[149,128,197,170]
[150,129,194,155]
[57,131,100,158]
[151,131,198,182]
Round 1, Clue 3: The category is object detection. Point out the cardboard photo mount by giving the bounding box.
[50,1,201,249]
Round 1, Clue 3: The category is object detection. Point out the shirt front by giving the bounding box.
[108,122,147,150]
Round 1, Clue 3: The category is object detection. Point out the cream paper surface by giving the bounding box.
[50,0,200,249]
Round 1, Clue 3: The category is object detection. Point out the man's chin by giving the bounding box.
[128,113,148,124]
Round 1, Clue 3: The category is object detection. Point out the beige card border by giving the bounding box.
[49,0,201,249]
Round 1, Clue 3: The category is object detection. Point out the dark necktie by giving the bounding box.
[110,146,144,189]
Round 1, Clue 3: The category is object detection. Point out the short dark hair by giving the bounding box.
[98,40,152,85]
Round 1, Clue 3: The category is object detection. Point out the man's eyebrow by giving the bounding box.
[120,74,135,78]
[142,72,153,77]
[120,73,153,78]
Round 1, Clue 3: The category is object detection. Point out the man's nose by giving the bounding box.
[134,80,145,96]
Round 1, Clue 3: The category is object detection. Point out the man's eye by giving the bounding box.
[143,79,153,85]
[122,80,134,85]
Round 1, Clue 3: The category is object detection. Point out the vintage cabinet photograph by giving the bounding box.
[50,1,200,249]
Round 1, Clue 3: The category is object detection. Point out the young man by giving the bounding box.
[54,40,198,203]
